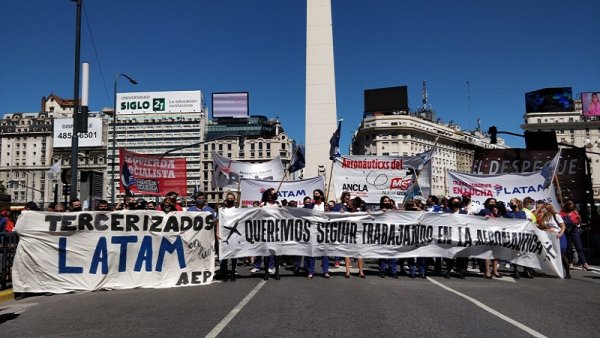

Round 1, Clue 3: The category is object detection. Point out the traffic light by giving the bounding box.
[488,126,497,144]
[62,184,71,196]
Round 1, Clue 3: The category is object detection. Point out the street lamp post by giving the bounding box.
[111,73,137,207]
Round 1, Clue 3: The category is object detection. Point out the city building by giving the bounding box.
[201,115,294,204]
[522,99,600,199]
[351,109,505,196]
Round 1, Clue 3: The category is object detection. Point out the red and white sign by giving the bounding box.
[119,148,187,196]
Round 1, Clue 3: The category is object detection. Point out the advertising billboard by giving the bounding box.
[364,86,409,113]
[212,92,249,118]
[581,92,600,117]
[116,90,202,114]
[53,117,103,147]
[525,87,574,113]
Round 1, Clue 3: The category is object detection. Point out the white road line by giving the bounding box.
[204,280,267,338]
[427,277,548,338]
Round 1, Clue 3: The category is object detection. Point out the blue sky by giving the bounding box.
[2,0,599,151]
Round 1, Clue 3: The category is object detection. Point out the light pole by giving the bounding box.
[111,73,137,206]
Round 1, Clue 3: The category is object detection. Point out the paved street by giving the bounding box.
[1,262,599,337]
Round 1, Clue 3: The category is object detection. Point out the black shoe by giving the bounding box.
[564,274,571,279]
[392,273,398,279]
[444,272,451,279]
[457,271,466,279]
[379,272,386,278]
[513,271,520,279]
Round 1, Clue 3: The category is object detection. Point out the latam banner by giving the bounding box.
[12,211,216,293]
[120,148,187,196]
[447,171,560,210]
[332,155,431,204]
[219,207,563,278]
[239,177,325,207]
[212,152,284,190]
[472,148,588,204]
[117,90,202,114]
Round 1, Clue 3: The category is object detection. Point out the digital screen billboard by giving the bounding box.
[212,92,249,118]
[525,87,574,113]
[581,92,600,117]
[364,86,409,113]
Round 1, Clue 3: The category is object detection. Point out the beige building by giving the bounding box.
[351,111,505,196]
[521,100,600,199]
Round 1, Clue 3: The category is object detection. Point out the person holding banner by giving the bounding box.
[478,198,503,279]
[215,192,238,281]
[260,188,280,280]
[378,196,398,278]
[505,198,534,279]
[535,203,571,279]
[443,197,468,279]
[305,189,331,279]
[344,197,366,278]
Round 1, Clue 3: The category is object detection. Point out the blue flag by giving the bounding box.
[541,150,561,190]
[329,120,342,161]
[288,146,306,173]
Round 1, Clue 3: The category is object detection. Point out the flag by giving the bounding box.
[415,137,439,172]
[541,150,561,190]
[402,167,424,204]
[329,119,342,161]
[120,161,136,196]
[47,160,61,180]
[192,180,200,198]
[288,146,305,173]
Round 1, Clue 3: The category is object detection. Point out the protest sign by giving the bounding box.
[13,211,216,293]
[239,177,325,207]
[219,207,563,277]
[119,148,187,196]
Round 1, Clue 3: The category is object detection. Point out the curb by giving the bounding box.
[0,289,14,303]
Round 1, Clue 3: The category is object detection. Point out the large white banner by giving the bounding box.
[240,177,325,207]
[13,211,216,293]
[212,152,284,190]
[447,171,560,210]
[219,207,563,278]
[332,155,431,204]
[117,90,202,114]
[53,117,103,147]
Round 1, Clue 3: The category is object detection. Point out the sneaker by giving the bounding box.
[268,268,275,274]
[250,268,261,273]
[334,261,340,268]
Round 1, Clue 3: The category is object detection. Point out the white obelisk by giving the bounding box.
[305,0,338,193]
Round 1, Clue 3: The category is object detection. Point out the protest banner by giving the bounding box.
[13,211,216,293]
[239,177,325,207]
[471,148,588,204]
[119,148,187,196]
[447,170,560,210]
[219,207,563,278]
[212,152,285,190]
[332,155,431,204]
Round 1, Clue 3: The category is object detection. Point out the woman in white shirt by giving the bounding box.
[535,203,570,278]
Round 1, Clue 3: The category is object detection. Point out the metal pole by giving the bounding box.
[111,73,137,207]
[69,0,82,201]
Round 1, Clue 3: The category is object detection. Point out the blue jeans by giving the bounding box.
[254,256,275,269]
[378,258,397,274]
[308,256,329,274]
[568,228,587,265]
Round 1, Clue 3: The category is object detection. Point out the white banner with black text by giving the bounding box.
[13,210,216,293]
[219,207,563,278]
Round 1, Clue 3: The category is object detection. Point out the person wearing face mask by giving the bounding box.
[304,189,331,279]
[69,198,83,212]
[522,197,537,223]
[158,197,177,213]
[343,197,366,278]
[258,188,281,280]
[441,197,468,279]
[95,200,111,211]
[536,202,570,278]
[214,192,238,281]
[461,191,482,215]
[504,198,534,278]
[378,196,398,278]
[477,198,503,279]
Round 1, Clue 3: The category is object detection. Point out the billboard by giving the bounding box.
[525,87,574,113]
[212,92,249,118]
[117,90,202,114]
[581,92,600,117]
[53,117,103,147]
[364,86,409,113]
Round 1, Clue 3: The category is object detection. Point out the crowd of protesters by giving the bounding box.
[4,189,595,282]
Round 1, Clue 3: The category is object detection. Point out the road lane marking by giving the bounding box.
[427,277,548,338]
[204,280,267,338]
